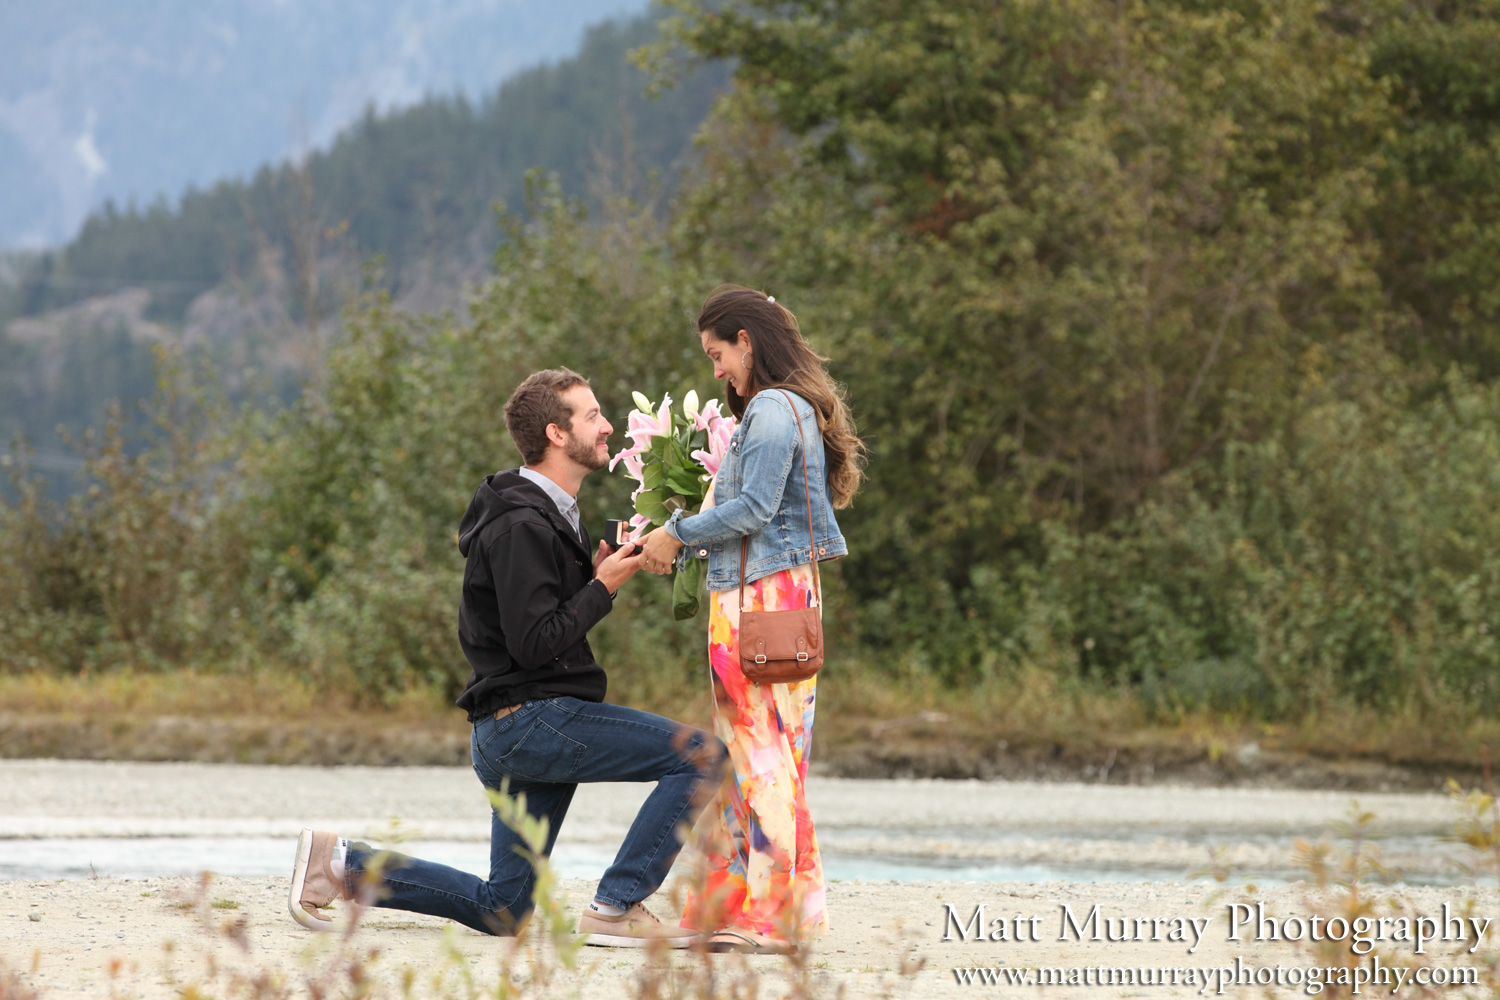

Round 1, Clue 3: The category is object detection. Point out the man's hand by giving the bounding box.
[639,526,684,575]
[593,540,611,575]
[594,540,645,595]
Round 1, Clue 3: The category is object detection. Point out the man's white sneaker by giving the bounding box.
[576,903,700,948]
[288,828,349,930]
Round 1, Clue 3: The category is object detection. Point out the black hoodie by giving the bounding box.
[454,470,613,721]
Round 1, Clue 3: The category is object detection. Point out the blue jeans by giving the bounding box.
[343,697,726,936]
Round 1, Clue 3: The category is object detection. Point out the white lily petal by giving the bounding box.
[632,391,653,412]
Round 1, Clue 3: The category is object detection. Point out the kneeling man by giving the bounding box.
[288,368,725,947]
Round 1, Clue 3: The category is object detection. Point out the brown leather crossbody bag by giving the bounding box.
[738,390,825,684]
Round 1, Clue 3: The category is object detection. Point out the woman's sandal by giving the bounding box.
[705,928,798,955]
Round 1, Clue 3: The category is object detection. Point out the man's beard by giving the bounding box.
[565,429,609,471]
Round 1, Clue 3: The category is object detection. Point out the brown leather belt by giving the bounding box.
[494,703,523,720]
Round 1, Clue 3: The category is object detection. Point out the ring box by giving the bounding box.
[603,519,640,552]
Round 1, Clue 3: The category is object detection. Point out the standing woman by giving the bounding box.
[638,285,864,953]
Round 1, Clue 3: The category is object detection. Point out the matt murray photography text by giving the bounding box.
[942,902,1492,955]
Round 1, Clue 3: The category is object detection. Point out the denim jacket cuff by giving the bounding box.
[663,510,691,571]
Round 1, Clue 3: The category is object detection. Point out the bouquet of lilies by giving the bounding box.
[609,389,736,619]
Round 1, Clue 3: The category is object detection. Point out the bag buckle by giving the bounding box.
[754,654,768,664]
[796,652,809,662]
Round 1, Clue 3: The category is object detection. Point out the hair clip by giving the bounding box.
[767,295,776,303]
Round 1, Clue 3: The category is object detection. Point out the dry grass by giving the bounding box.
[816,664,1497,788]
[0,669,450,719]
[0,670,470,766]
[1,666,1495,786]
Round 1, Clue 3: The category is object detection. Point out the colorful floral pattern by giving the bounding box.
[680,562,828,940]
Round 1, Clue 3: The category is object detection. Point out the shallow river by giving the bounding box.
[0,760,1473,884]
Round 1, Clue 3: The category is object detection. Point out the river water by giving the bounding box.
[0,760,1474,885]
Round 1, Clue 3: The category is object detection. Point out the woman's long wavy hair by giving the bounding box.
[698,284,866,508]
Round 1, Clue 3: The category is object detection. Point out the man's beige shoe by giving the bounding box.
[577,903,701,948]
[288,828,349,930]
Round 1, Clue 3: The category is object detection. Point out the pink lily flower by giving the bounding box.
[691,414,736,477]
[626,394,673,450]
[625,450,647,481]
[608,441,646,477]
[626,514,651,542]
[693,398,723,431]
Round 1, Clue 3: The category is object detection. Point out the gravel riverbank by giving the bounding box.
[3,760,1497,998]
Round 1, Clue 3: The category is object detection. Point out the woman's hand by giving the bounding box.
[639,527,684,575]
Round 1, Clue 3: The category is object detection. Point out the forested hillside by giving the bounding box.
[0,0,646,249]
[9,12,726,323]
[5,0,1500,763]
[0,8,728,471]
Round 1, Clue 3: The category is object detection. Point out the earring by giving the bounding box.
[741,351,753,370]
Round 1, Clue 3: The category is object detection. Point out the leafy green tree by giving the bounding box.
[226,178,719,699]
[1366,1,1500,377]
[657,0,1409,672]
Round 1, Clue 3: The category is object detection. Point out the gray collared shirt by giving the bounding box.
[517,466,582,541]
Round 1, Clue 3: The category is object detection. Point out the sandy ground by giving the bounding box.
[8,876,1498,999]
[4,761,1499,998]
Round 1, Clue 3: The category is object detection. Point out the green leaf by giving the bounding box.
[664,465,704,496]
[672,558,704,620]
[633,489,668,524]
[661,435,686,468]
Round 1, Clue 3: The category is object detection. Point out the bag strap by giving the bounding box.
[740,389,822,613]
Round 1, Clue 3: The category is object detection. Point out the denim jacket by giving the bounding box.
[665,388,847,591]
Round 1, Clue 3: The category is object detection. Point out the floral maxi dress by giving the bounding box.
[680,561,829,939]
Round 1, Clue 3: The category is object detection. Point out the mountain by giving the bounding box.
[0,5,728,489]
[0,0,648,250]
